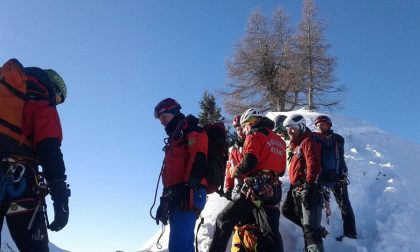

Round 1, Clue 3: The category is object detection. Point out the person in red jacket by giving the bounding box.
[315,115,357,240]
[209,108,286,252]
[154,98,208,252]
[281,114,324,252]
[223,115,245,200]
[0,61,70,252]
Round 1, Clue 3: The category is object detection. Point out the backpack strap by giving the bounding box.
[0,78,26,100]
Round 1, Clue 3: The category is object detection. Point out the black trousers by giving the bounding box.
[332,182,357,236]
[0,163,49,252]
[282,186,324,249]
[209,189,284,252]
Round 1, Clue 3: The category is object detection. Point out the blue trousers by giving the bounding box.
[168,187,207,252]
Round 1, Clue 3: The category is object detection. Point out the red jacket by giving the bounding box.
[288,129,322,186]
[242,128,286,175]
[14,88,66,186]
[162,115,208,188]
[22,100,63,149]
[225,141,244,191]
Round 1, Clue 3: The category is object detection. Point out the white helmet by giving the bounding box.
[240,108,262,125]
[283,114,306,132]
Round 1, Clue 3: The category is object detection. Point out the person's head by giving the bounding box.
[283,114,306,140]
[154,98,181,127]
[273,115,288,139]
[232,115,245,140]
[44,69,67,105]
[240,108,262,135]
[315,115,332,133]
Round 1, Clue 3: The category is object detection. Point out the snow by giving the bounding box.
[1,222,68,252]
[140,110,420,252]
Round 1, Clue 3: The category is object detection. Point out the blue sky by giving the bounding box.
[1,1,419,251]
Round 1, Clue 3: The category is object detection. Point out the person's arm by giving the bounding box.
[224,149,236,192]
[32,102,70,231]
[233,134,259,176]
[302,138,322,183]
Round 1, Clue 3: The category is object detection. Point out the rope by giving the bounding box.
[149,162,164,221]
[156,224,166,249]
[195,216,204,252]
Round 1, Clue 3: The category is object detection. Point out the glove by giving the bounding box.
[48,182,70,232]
[48,198,69,231]
[178,183,194,212]
[301,182,315,210]
[155,196,170,225]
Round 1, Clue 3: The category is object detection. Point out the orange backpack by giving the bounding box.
[0,59,28,159]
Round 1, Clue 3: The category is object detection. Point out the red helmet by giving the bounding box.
[232,115,241,127]
[154,98,181,118]
[315,115,332,128]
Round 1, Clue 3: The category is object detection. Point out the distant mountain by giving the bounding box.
[141,110,420,252]
[1,222,68,252]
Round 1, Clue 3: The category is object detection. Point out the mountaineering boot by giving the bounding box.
[336,233,357,241]
[307,243,324,252]
[319,226,328,238]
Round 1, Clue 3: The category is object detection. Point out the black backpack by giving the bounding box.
[203,122,228,194]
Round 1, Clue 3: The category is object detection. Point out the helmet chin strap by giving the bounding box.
[299,124,306,132]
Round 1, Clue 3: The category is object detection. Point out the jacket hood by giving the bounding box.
[289,128,313,148]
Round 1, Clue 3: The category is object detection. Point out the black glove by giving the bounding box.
[48,198,69,231]
[48,182,70,232]
[155,196,170,225]
[301,182,315,210]
[178,183,193,212]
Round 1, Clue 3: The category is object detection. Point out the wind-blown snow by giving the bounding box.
[140,110,420,252]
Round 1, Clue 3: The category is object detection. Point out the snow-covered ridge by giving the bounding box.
[141,110,420,252]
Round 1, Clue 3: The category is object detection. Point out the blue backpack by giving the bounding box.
[297,133,339,188]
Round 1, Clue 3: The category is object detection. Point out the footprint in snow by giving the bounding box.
[366,145,383,157]
[384,186,396,192]
[380,162,393,168]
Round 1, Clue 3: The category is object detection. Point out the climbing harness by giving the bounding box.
[0,158,28,203]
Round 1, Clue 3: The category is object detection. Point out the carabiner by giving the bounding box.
[9,164,26,183]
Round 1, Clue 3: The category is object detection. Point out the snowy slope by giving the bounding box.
[140,110,420,252]
[1,222,68,252]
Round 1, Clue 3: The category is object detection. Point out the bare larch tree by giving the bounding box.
[296,0,343,110]
[222,8,302,116]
